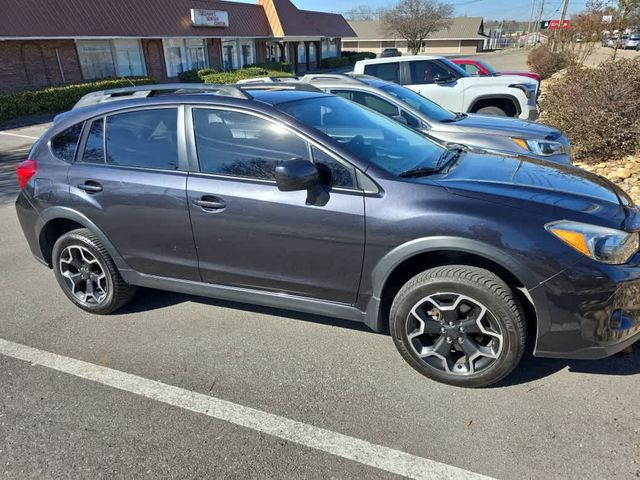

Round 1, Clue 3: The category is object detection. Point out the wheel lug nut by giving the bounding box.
[458,337,464,343]
[446,336,452,343]
[440,327,446,333]
[459,327,464,333]
[449,321,454,326]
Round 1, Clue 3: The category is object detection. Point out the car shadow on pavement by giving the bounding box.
[124,288,639,385]
[121,287,380,334]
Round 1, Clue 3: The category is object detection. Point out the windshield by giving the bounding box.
[278,96,444,175]
[378,83,457,122]
[477,60,498,75]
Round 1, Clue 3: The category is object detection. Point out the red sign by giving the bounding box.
[548,20,570,30]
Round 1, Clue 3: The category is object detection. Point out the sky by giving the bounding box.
[233,0,592,21]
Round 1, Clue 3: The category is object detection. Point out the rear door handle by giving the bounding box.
[77,181,103,193]
[193,196,226,211]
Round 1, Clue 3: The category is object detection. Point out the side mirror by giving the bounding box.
[275,158,319,192]
[434,74,454,85]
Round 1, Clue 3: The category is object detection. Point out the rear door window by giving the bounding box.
[51,123,83,163]
[363,62,400,83]
[331,90,399,117]
[105,109,179,170]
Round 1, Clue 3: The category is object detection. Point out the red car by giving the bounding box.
[452,58,541,84]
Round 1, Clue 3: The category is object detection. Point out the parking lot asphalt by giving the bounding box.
[1,112,640,480]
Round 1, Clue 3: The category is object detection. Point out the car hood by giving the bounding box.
[423,151,634,224]
[432,113,564,141]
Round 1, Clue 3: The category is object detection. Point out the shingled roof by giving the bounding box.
[0,0,353,39]
[345,17,487,41]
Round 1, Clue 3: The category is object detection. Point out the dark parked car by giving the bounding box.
[15,84,640,388]
[380,48,401,58]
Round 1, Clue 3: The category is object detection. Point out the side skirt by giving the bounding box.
[121,270,368,326]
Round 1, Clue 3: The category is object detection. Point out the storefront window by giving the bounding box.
[222,40,236,70]
[163,38,209,77]
[240,41,255,66]
[322,38,337,58]
[113,39,145,77]
[297,43,306,64]
[76,40,116,80]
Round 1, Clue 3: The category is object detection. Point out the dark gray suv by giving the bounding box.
[15,84,640,387]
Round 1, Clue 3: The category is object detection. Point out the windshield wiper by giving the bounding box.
[398,145,466,178]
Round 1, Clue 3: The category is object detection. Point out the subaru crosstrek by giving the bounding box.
[15,84,640,387]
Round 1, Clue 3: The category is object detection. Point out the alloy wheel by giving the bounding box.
[59,245,108,305]
[405,292,503,375]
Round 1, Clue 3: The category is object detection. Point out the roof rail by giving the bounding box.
[73,83,252,109]
[236,76,299,84]
[298,73,366,84]
[236,82,322,93]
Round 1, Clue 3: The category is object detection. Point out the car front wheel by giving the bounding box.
[390,265,526,388]
[52,228,136,314]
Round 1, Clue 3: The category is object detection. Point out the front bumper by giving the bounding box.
[531,255,640,359]
[526,107,539,121]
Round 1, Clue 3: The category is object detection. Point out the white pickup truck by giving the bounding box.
[353,55,539,120]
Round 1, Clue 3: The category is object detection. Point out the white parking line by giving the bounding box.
[0,337,492,480]
[0,131,39,140]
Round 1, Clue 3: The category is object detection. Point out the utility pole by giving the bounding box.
[526,0,537,36]
[534,0,545,45]
[552,0,569,51]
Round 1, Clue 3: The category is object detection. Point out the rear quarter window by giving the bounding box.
[364,63,400,83]
[50,122,84,162]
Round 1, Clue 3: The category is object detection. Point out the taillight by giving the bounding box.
[16,159,37,189]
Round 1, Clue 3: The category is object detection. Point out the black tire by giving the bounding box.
[52,228,136,314]
[475,105,508,116]
[390,265,526,388]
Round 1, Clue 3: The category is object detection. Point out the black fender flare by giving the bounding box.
[363,236,541,332]
[35,206,130,270]
[468,94,521,116]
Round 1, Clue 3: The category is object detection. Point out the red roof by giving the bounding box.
[0,0,351,39]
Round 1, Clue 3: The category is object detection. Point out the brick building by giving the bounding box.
[0,0,354,92]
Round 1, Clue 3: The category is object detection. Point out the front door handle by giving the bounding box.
[193,196,226,211]
[77,181,103,193]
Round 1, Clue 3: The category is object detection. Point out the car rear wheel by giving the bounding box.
[390,265,526,388]
[52,228,136,314]
[475,106,508,116]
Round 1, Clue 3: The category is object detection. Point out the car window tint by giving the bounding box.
[193,109,310,180]
[51,123,83,163]
[106,109,179,170]
[363,62,400,83]
[331,90,398,117]
[311,146,357,189]
[81,118,105,164]
[400,110,420,128]
[409,60,451,85]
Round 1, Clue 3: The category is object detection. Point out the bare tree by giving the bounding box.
[380,0,453,55]
[343,5,379,21]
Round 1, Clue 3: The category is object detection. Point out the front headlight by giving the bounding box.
[512,138,567,156]
[545,220,639,264]
[509,83,537,101]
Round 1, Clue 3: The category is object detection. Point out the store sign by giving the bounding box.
[190,9,229,27]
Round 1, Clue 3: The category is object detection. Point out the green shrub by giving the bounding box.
[540,58,640,162]
[248,61,293,72]
[178,68,219,83]
[320,56,351,69]
[527,45,571,80]
[342,52,376,65]
[0,77,157,122]
[202,68,293,84]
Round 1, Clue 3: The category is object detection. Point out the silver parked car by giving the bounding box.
[240,74,571,165]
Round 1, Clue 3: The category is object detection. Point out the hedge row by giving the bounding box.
[340,51,377,64]
[247,61,293,72]
[0,77,157,123]
[202,68,294,84]
[177,68,217,83]
[320,56,351,69]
